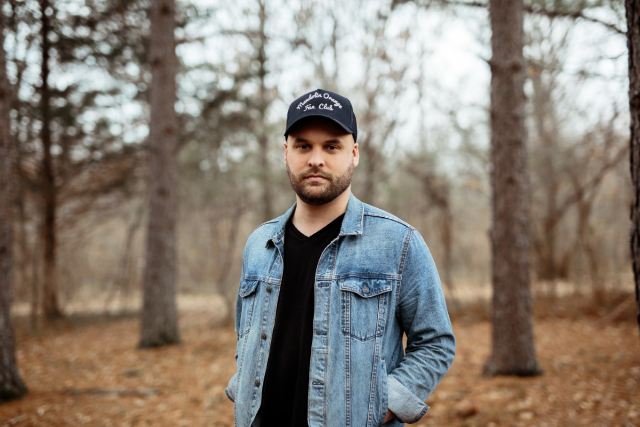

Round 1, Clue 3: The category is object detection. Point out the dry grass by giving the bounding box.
[0,294,638,426]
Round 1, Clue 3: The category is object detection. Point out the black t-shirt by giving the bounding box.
[259,213,345,427]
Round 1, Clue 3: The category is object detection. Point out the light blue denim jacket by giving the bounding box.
[225,194,455,426]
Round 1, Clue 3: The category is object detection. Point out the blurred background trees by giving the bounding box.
[0,0,632,347]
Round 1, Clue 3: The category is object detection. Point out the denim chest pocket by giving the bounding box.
[339,277,393,341]
[238,280,259,337]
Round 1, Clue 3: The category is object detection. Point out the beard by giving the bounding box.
[286,161,355,206]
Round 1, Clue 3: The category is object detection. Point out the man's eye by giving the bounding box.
[327,145,339,150]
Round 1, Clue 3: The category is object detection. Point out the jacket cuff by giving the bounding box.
[225,373,237,402]
[387,376,429,423]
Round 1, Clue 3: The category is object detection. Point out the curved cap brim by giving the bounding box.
[284,113,355,137]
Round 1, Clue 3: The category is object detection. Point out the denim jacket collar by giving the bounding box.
[267,192,364,247]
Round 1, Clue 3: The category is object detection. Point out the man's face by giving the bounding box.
[284,117,359,206]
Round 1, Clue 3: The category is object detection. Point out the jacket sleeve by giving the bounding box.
[225,243,249,403]
[387,228,456,423]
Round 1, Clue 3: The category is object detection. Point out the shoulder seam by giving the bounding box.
[363,211,414,229]
[257,218,279,228]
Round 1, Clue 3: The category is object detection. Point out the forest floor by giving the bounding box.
[1,293,639,427]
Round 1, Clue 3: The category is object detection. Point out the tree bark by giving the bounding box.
[484,0,541,376]
[139,0,180,348]
[39,0,62,320]
[530,62,560,286]
[0,7,28,401]
[257,0,273,222]
[626,0,640,343]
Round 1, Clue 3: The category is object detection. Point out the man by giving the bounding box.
[225,89,455,427]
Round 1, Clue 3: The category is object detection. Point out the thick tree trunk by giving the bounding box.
[484,0,541,376]
[139,0,180,348]
[0,9,28,401]
[626,0,640,343]
[39,0,62,320]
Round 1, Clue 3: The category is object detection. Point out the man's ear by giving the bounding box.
[283,140,288,164]
[352,141,359,167]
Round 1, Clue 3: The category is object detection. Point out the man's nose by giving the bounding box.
[308,147,325,167]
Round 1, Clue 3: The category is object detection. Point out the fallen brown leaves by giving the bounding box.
[0,297,639,427]
[424,318,639,426]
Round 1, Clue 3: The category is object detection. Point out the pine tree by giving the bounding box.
[39,0,62,319]
[484,0,541,376]
[139,0,181,348]
[0,5,28,401]
[626,0,640,343]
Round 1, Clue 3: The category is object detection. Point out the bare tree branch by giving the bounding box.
[392,0,625,35]
[547,143,629,228]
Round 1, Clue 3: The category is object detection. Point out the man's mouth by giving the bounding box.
[304,174,329,180]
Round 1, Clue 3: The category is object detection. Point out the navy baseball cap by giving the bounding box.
[284,89,358,142]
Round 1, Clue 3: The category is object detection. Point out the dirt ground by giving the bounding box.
[1,296,639,427]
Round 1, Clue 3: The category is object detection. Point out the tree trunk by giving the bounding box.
[360,136,379,205]
[626,0,640,343]
[39,0,62,320]
[139,0,180,348]
[440,194,455,299]
[257,0,273,222]
[0,8,28,401]
[484,0,541,376]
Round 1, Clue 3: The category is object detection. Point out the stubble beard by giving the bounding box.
[286,161,355,206]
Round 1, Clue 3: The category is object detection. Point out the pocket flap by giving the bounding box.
[339,278,392,298]
[239,280,259,297]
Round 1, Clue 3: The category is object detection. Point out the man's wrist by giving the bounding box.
[383,409,396,423]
